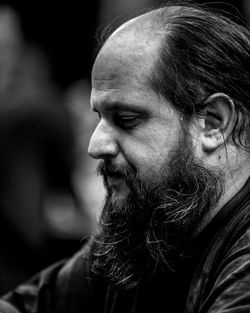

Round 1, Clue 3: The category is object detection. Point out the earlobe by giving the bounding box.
[200,93,236,153]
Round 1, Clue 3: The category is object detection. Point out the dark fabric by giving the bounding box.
[2,180,250,313]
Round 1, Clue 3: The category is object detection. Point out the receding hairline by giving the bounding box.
[95,4,186,50]
[104,5,193,41]
[96,0,247,51]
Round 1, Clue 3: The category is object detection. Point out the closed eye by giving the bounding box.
[113,112,142,129]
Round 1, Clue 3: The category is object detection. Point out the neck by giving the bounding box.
[198,152,250,234]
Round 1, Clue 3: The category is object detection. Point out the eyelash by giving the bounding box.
[113,114,141,129]
[94,111,144,130]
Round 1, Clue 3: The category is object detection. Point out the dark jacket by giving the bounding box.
[2,181,250,313]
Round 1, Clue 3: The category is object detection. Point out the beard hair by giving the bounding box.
[88,130,224,289]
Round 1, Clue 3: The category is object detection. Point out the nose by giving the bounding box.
[88,121,119,159]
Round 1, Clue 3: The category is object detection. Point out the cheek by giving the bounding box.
[146,127,180,162]
[119,122,181,176]
[121,139,173,178]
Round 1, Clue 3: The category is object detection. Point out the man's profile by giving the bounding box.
[1,1,250,312]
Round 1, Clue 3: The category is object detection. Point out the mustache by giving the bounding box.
[97,160,136,179]
[96,160,140,193]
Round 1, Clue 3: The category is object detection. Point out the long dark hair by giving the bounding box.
[148,1,250,149]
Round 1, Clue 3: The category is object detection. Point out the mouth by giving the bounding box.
[107,176,123,188]
[107,176,130,200]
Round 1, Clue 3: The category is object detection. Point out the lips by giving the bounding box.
[107,176,130,199]
[107,177,124,189]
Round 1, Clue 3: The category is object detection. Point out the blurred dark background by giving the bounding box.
[0,0,248,295]
[2,0,248,89]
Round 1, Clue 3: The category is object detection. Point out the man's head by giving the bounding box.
[87,2,250,288]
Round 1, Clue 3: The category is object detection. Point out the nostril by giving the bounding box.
[87,141,100,159]
[88,137,118,160]
[88,121,119,159]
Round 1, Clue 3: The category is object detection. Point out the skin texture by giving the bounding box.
[87,8,250,289]
[88,14,182,202]
[88,10,250,229]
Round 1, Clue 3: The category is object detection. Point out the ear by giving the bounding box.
[197,93,236,153]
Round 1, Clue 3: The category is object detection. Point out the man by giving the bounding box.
[1,1,250,312]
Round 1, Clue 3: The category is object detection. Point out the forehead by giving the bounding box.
[92,35,160,83]
[91,17,163,111]
[91,50,158,113]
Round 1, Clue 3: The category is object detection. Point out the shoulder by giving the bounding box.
[203,228,250,312]
[187,222,250,313]
[2,246,98,313]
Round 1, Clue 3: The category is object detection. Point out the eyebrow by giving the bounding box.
[92,101,149,114]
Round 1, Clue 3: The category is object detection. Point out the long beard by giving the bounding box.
[88,133,224,289]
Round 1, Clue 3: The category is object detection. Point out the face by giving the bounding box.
[88,30,182,203]
[87,24,224,289]
[89,131,223,289]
